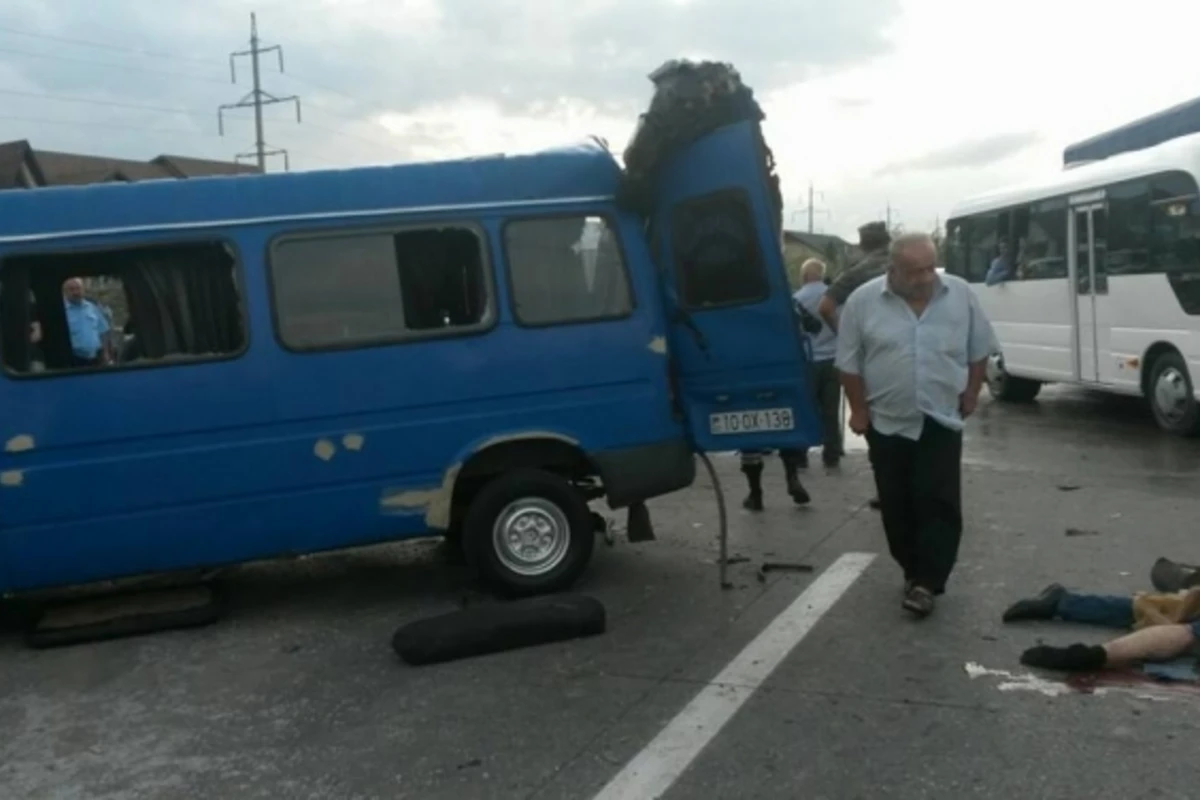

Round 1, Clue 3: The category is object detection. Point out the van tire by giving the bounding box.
[462,469,596,597]
[986,354,1041,403]
[1147,351,1200,436]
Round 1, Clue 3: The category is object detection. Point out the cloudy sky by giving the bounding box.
[2,0,1199,240]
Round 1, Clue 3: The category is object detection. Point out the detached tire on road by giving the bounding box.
[462,469,596,597]
[392,593,607,666]
[1147,351,1200,436]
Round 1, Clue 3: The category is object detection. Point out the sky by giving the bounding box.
[2,0,1200,240]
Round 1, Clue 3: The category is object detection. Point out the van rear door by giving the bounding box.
[653,120,823,453]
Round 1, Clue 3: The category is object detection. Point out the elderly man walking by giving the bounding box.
[834,233,996,617]
[793,258,842,467]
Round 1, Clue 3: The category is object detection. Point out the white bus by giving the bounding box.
[944,132,1200,436]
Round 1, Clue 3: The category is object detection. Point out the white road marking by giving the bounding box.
[592,551,876,800]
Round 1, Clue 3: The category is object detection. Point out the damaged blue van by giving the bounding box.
[0,63,821,597]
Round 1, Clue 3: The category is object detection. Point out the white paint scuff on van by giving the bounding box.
[377,431,581,530]
[342,434,365,451]
[648,336,667,355]
[1,470,24,487]
[4,435,34,453]
[313,439,336,461]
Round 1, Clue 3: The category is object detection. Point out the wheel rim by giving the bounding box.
[492,498,572,577]
[986,353,1006,394]
[1153,366,1194,426]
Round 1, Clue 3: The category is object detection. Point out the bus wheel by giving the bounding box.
[986,354,1041,403]
[462,469,596,597]
[1148,352,1200,436]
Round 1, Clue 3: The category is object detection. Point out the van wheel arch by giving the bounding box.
[446,437,601,543]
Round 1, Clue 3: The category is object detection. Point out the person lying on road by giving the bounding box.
[1002,583,1200,671]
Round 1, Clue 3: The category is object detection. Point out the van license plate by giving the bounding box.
[709,408,794,435]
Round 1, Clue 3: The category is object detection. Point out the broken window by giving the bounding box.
[671,190,770,309]
[504,215,634,325]
[0,241,246,376]
[270,225,491,350]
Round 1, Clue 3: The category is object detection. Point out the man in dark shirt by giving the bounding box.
[817,221,892,332]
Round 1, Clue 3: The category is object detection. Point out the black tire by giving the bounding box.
[1147,351,1200,436]
[462,469,596,597]
[986,354,1041,403]
[391,594,607,666]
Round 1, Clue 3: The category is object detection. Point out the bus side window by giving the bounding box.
[1106,180,1151,275]
[1,241,245,376]
[1150,171,1200,314]
[1149,171,1200,273]
[1023,199,1068,281]
[966,213,998,283]
[943,219,969,280]
[271,225,492,350]
[503,215,634,326]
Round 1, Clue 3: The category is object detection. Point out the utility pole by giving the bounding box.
[218,13,301,172]
[884,200,900,231]
[795,181,830,233]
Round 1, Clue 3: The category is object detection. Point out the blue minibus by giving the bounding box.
[0,119,821,598]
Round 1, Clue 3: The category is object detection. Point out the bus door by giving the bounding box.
[1069,192,1109,384]
[652,120,822,454]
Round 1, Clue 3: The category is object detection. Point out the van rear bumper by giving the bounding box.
[592,437,696,508]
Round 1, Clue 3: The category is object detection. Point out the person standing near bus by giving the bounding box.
[63,277,112,367]
[835,232,996,618]
[818,220,891,508]
[793,258,843,467]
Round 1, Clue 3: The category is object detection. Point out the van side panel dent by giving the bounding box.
[378,432,582,529]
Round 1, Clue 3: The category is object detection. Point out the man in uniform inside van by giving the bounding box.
[63,277,111,367]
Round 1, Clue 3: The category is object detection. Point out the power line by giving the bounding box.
[0,22,404,153]
[0,87,406,156]
[0,113,203,135]
[0,87,194,116]
[0,44,227,84]
[0,23,218,66]
[219,13,301,172]
[0,22,380,110]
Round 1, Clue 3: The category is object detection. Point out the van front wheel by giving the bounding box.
[462,469,596,597]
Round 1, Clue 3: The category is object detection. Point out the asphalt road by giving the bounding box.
[2,385,1199,800]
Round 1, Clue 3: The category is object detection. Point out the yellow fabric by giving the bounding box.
[1132,588,1200,629]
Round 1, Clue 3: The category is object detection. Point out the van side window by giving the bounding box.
[671,190,769,309]
[0,241,245,376]
[271,226,491,350]
[504,216,633,326]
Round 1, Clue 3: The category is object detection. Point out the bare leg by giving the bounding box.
[1103,624,1197,667]
[1021,624,1197,672]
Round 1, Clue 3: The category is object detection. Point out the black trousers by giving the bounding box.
[866,416,963,594]
[810,359,843,458]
